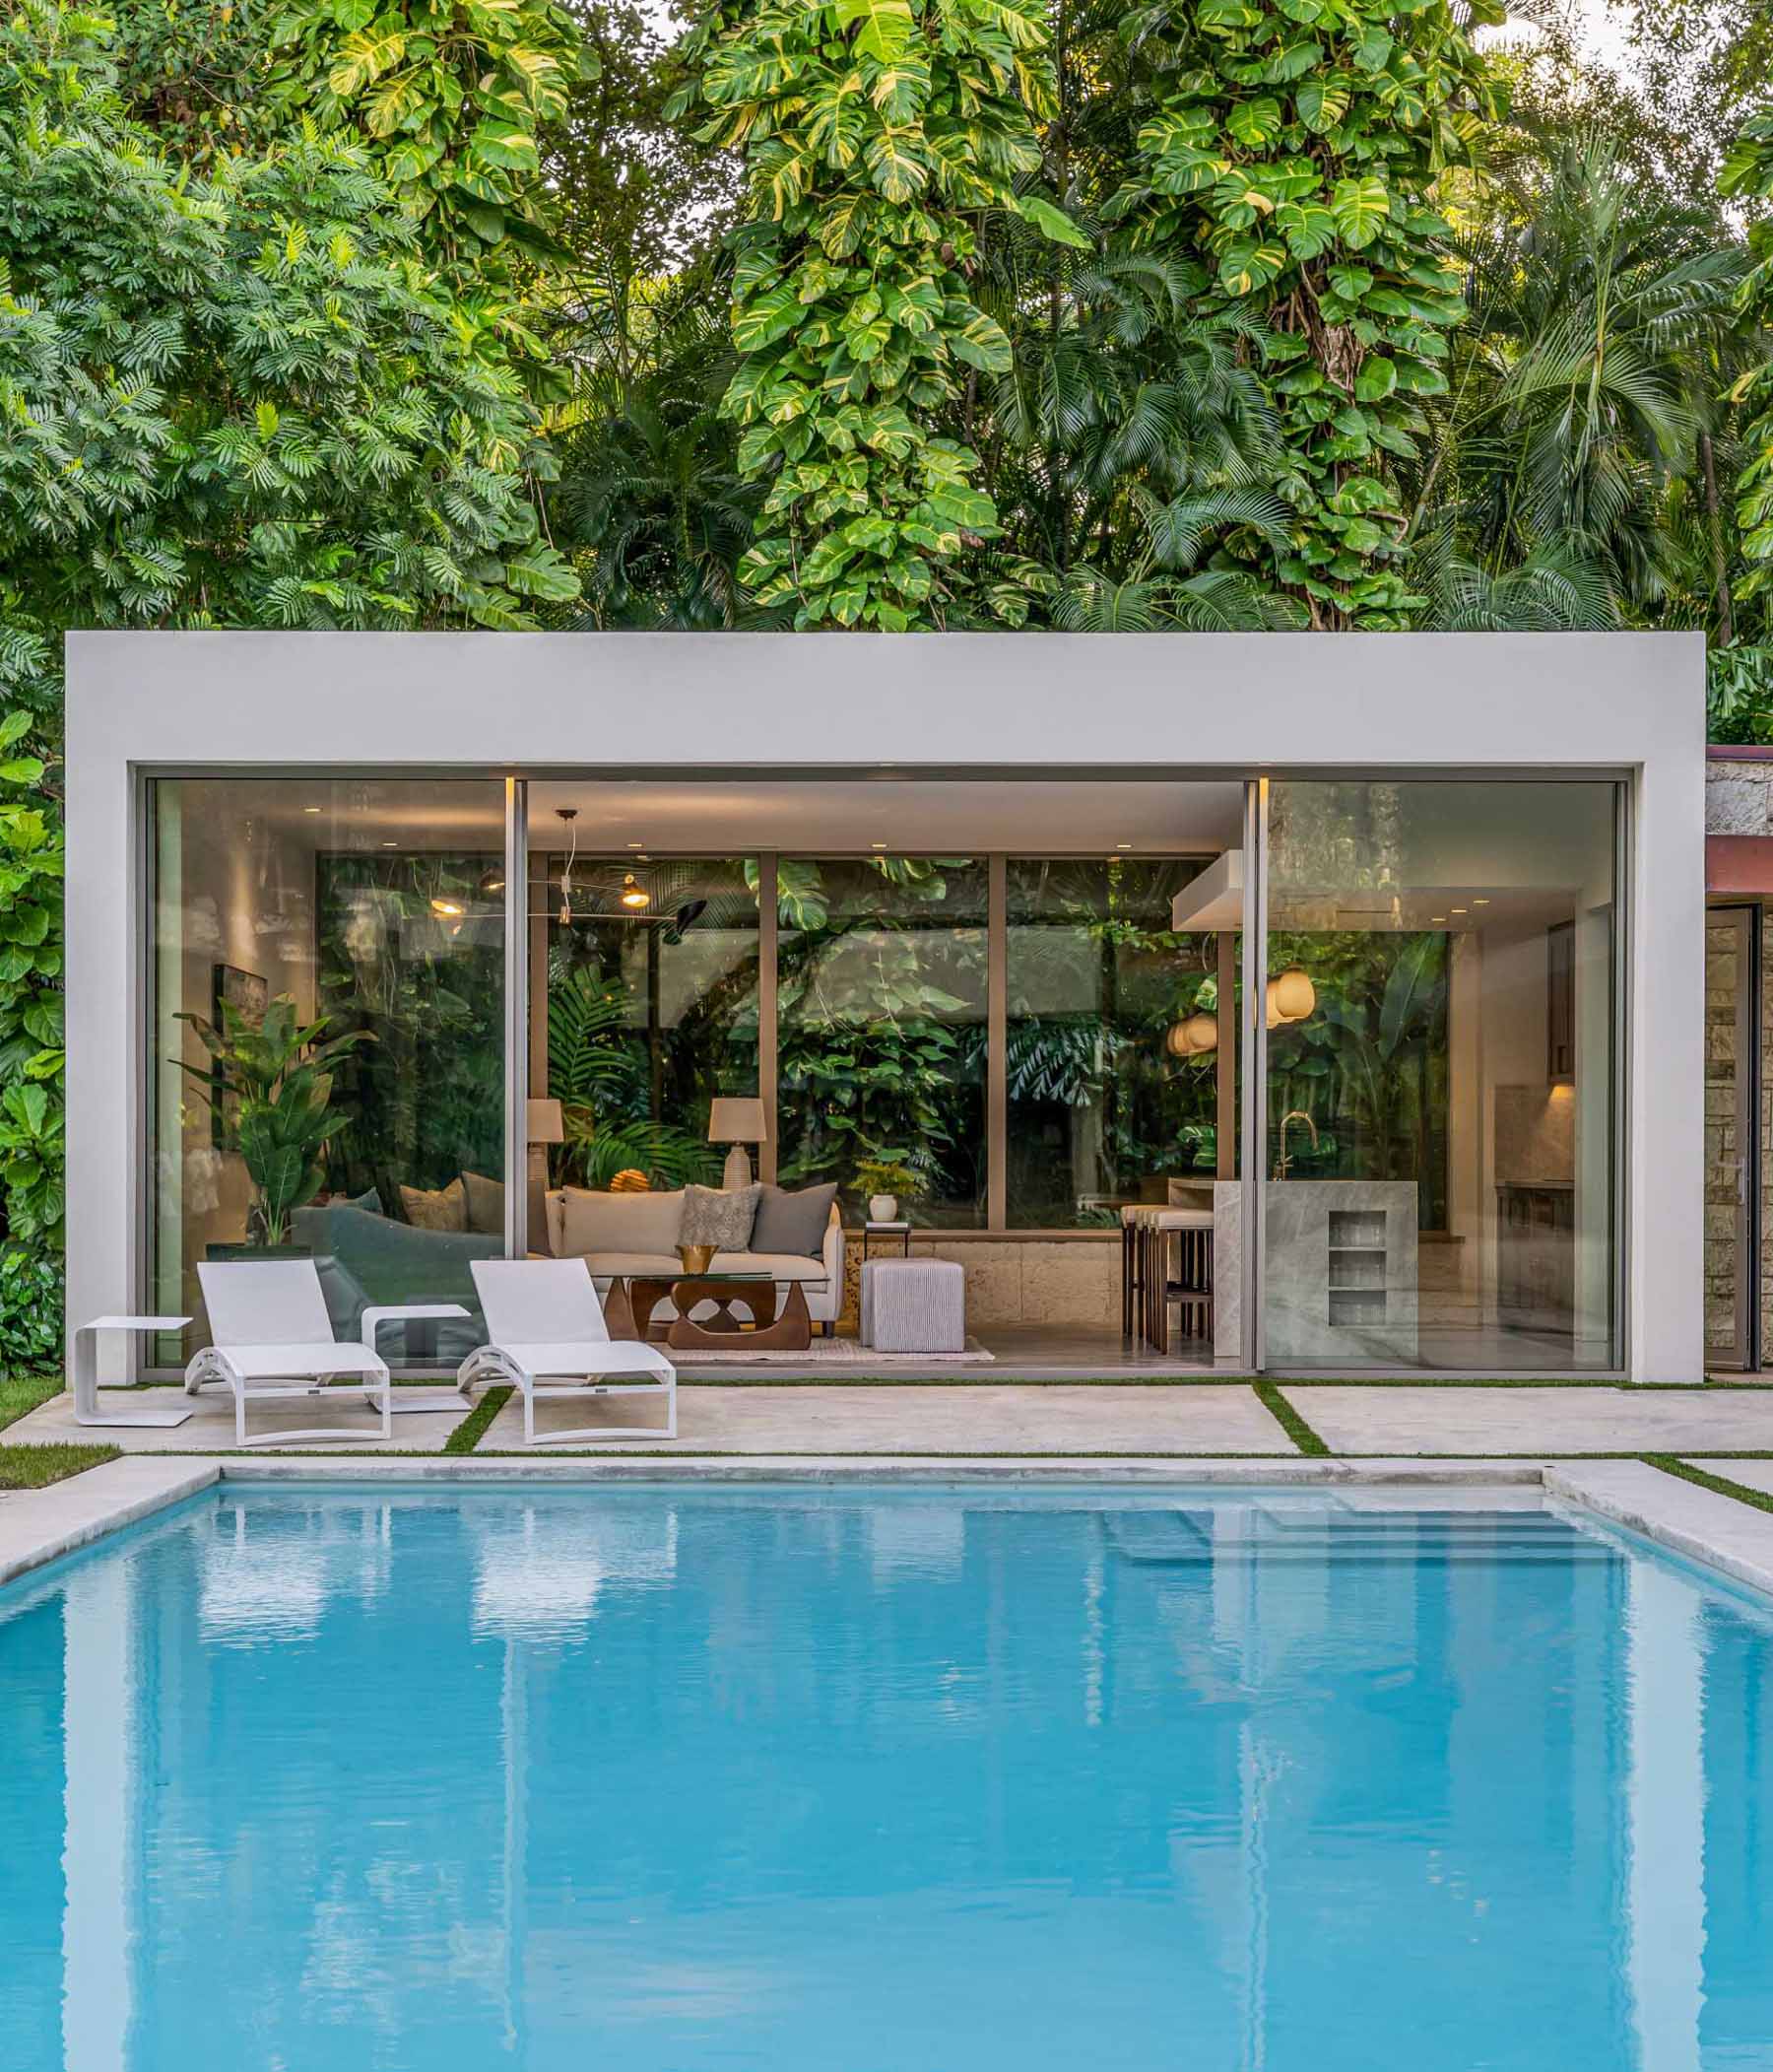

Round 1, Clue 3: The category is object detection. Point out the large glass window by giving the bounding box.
[1006,858,1225,1226]
[776,857,987,1227]
[150,779,507,1370]
[1263,780,1618,1370]
[540,855,758,1187]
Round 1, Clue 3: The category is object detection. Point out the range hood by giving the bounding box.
[1170,849,1244,931]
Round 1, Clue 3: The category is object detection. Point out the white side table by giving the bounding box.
[362,1303,474,1414]
[72,1316,195,1428]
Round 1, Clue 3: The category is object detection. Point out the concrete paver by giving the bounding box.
[479,1382,1294,1454]
[1293,1385,1773,1456]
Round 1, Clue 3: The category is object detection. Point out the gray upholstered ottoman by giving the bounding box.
[860,1257,965,1353]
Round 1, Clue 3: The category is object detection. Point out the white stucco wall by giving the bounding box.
[64,630,1708,1379]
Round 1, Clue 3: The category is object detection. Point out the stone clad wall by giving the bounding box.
[1704,914,1745,1359]
[1703,754,1773,1370]
[840,1236,1119,1330]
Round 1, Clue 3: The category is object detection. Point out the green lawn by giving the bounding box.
[0,1371,117,1490]
[0,1440,119,1489]
[0,1370,61,1433]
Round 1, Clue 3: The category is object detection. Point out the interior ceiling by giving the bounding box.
[526,779,1246,854]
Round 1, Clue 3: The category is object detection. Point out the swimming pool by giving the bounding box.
[2,1481,1770,2070]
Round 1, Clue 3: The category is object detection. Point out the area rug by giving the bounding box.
[670,1337,996,1368]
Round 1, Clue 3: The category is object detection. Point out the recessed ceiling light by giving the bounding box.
[1450,906,1467,915]
[1473,898,1490,905]
[1430,916,1446,924]
[627,841,644,849]
[303,806,322,815]
[871,842,886,849]
[381,840,398,848]
[1116,842,1133,850]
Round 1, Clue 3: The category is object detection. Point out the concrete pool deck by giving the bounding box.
[9,1378,1773,1457]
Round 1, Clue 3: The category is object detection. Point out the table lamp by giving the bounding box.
[527,1098,565,1248]
[707,1097,766,1190]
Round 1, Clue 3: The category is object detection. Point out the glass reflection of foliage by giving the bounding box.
[1266,929,1449,1227]
[775,857,986,1228]
[1006,859,1218,1227]
[544,857,756,1190]
[316,853,504,1201]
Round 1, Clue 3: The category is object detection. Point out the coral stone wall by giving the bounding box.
[840,1237,1119,1330]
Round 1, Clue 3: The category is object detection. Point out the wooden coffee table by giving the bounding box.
[604,1272,815,1353]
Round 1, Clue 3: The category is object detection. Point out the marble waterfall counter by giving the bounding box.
[1212,1180,1419,1365]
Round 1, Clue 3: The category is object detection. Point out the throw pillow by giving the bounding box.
[681,1181,759,1250]
[400,1177,467,1232]
[750,1181,838,1258]
[559,1186,685,1257]
[462,1170,505,1237]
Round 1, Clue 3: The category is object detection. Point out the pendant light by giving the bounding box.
[556,808,577,925]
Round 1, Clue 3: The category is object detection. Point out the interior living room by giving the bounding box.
[142,766,1624,1379]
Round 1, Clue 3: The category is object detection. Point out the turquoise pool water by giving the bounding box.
[2,1482,1771,2070]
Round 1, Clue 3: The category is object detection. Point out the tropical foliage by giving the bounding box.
[1724,105,1773,596]
[673,0,1083,627]
[175,997,372,1246]
[6,0,1773,1337]
[1111,0,1503,626]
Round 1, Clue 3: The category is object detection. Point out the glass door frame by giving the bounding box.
[1243,769,1632,1380]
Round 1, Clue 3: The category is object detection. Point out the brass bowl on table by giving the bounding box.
[677,1242,717,1275]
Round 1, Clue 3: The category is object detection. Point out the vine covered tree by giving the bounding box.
[1108,0,1504,627]
[673,0,1087,629]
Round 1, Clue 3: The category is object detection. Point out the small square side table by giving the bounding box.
[72,1315,195,1428]
[862,1222,912,1260]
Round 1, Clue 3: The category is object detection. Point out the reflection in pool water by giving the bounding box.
[1,1484,1770,2071]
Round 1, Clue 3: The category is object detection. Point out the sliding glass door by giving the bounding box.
[1259,779,1621,1371]
[148,777,510,1370]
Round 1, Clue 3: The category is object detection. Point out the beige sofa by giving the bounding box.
[544,1186,843,1332]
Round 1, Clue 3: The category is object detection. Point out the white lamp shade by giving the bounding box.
[707,1096,766,1144]
[526,1098,565,1144]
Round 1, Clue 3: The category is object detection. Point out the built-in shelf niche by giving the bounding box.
[1327,1210,1387,1324]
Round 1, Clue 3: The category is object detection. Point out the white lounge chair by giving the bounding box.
[459,1259,678,1445]
[184,1259,461,1447]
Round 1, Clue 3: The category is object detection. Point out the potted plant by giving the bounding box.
[177,995,372,1249]
[854,1156,920,1225]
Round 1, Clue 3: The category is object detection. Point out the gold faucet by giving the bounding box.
[1274,1109,1319,1181]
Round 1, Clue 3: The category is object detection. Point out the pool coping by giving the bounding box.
[6,1454,1773,1599]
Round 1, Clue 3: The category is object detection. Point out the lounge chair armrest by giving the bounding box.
[361,1303,471,1353]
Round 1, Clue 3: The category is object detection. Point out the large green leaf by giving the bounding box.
[833,0,914,61]
[1330,175,1392,247]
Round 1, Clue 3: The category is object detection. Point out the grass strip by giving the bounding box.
[1643,1454,1773,1515]
[0,1441,120,1489]
[444,1385,513,1454]
[0,1371,63,1432]
[1252,1381,1329,1456]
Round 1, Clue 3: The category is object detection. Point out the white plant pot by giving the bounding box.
[868,1194,898,1224]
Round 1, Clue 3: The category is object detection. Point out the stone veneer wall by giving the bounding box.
[839,1236,1119,1330]
[1763,915,1773,1364]
[1703,755,1773,1368]
[1703,912,1746,1360]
